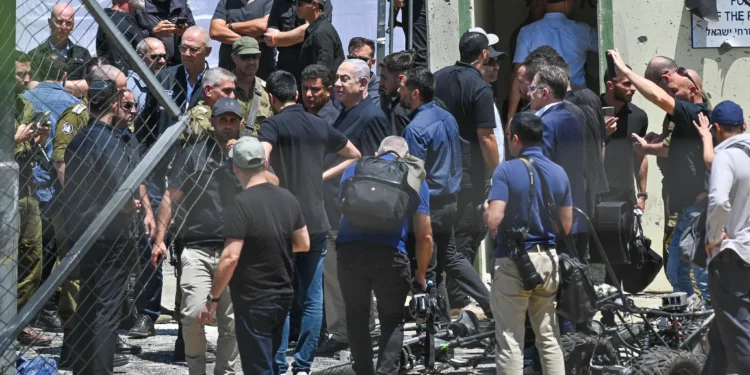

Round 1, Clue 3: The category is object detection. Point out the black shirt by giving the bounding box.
[665,100,710,213]
[62,121,141,242]
[600,98,648,200]
[168,138,242,248]
[212,0,274,79]
[135,0,195,67]
[268,0,333,81]
[315,100,341,126]
[299,14,345,76]
[434,62,496,191]
[258,104,348,234]
[97,9,145,73]
[224,183,305,305]
[565,89,610,204]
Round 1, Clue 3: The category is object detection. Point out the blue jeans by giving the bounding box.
[134,238,163,321]
[235,300,291,375]
[275,233,327,374]
[666,203,710,300]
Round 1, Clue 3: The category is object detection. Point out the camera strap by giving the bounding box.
[518,158,536,229]
[527,158,582,260]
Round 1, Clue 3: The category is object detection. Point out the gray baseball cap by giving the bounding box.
[212,97,242,118]
[229,136,266,169]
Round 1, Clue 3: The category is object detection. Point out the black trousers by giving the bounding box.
[338,242,411,375]
[400,0,427,68]
[70,241,130,375]
[702,250,750,375]
[446,188,490,312]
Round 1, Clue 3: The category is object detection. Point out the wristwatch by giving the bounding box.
[228,22,234,31]
[206,293,220,303]
[637,193,648,199]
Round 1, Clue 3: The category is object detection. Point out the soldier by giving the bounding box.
[14,51,54,345]
[182,67,237,144]
[231,37,273,137]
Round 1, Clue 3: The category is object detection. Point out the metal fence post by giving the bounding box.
[376,0,387,76]
[0,0,18,373]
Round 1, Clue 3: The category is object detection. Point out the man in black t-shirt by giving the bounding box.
[257,70,360,373]
[608,50,711,302]
[97,0,146,73]
[200,136,310,375]
[296,0,345,77]
[210,0,275,78]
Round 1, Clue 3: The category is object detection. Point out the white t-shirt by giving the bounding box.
[493,104,505,164]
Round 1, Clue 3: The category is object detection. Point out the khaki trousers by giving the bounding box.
[490,246,564,375]
[180,247,237,375]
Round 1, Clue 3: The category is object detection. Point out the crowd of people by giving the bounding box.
[10,0,750,374]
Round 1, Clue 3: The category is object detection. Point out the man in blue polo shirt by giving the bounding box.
[337,136,433,375]
[485,112,570,374]
[400,67,491,320]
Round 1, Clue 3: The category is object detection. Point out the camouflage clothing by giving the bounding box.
[53,97,90,163]
[235,77,273,137]
[182,100,213,145]
[15,95,42,309]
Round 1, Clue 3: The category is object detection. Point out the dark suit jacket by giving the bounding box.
[324,96,392,229]
[539,103,587,233]
[135,0,195,67]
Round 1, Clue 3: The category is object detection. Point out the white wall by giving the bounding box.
[16,0,405,69]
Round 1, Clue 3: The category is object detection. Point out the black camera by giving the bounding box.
[505,228,544,291]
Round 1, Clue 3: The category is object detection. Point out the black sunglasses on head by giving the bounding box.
[676,67,697,87]
[347,55,370,63]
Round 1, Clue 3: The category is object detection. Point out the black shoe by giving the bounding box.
[128,315,155,338]
[315,339,349,357]
[33,310,63,333]
[113,353,129,367]
[207,341,216,353]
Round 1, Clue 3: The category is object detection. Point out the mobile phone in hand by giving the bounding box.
[176,17,188,27]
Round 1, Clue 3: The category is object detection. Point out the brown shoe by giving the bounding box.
[18,327,53,347]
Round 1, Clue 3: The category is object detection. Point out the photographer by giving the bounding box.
[484,112,569,375]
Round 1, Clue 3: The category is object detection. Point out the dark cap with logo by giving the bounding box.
[232,36,261,55]
[212,98,242,118]
[713,100,744,127]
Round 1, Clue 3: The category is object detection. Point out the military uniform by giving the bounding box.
[15,95,43,309]
[51,97,89,332]
[236,77,273,137]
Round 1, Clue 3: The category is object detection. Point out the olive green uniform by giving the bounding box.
[16,95,43,309]
[52,98,90,330]
[235,77,273,136]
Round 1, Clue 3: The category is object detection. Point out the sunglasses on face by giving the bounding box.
[238,54,261,61]
[148,53,167,60]
[483,59,500,67]
[120,101,136,111]
[179,45,202,54]
[347,55,370,63]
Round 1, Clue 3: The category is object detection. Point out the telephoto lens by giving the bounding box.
[515,249,544,291]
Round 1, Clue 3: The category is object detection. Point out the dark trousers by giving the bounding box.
[447,188,490,312]
[235,299,291,375]
[71,241,129,375]
[400,0,427,68]
[702,250,750,375]
[134,237,163,321]
[338,242,411,375]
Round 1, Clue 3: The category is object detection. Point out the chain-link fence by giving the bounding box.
[0,0,199,373]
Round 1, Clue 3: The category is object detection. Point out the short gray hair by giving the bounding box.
[344,59,371,83]
[136,37,162,55]
[535,65,568,99]
[203,67,236,88]
[377,136,409,157]
[184,26,210,47]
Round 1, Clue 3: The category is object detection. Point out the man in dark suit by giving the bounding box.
[319,59,391,354]
[138,26,211,146]
[528,66,586,334]
[135,0,196,67]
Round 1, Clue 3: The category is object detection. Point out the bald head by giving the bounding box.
[49,3,75,41]
[686,68,703,92]
[89,65,128,91]
[644,56,677,86]
[183,26,210,47]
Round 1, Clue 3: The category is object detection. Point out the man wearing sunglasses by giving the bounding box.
[608,49,711,305]
[231,37,273,135]
[347,37,380,107]
[129,37,168,115]
[28,3,92,98]
[134,0,195,67]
